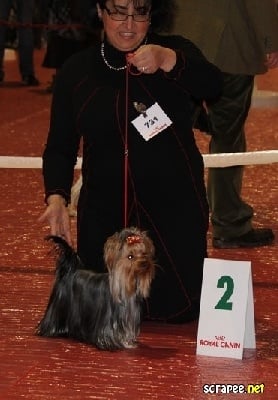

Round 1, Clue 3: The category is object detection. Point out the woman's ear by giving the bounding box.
[96,4,103,20]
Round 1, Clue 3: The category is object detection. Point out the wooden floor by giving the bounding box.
[0,49,277,400]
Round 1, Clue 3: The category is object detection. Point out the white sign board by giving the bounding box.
[196,258,256,359]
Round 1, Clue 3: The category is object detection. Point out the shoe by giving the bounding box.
[22,75,39,86]
[213,228,275,249]
[45,74,56,93]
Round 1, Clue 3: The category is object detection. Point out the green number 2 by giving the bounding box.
[215,275,234,310]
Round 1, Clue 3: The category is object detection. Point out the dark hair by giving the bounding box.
[89,0,177,33]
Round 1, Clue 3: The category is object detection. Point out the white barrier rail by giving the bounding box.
[0,151,278,169]
[202,150,278,168]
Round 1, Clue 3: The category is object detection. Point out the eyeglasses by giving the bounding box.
[103,6,150,22]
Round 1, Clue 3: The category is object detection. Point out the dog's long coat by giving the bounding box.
[37,229,155,350]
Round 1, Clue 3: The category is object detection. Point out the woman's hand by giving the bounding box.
[127,44,177,74]
[38,194,72,245]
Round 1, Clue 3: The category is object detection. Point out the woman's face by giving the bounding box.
[97,1,151,51]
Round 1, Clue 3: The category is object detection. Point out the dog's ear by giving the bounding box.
[141,231,155,258]
[103,232,122,270]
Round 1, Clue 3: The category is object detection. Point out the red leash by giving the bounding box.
[124,65,129,228]
[124,62,142,228]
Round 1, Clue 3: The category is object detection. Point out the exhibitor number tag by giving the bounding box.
[131,102,172,141]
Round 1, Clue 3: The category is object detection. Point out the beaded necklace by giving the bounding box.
[100,37,148,71]
[100,42,127,71]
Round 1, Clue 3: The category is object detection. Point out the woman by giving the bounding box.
[39,0,222,323]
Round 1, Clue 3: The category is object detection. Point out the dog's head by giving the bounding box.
[103,227,156,302]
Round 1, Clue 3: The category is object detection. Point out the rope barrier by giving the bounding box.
[0,19,84,30]
[0,151,277,169]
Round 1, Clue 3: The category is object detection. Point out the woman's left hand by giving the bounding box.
[126,44,177,73]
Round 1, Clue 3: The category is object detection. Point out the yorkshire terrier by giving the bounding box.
[36,227,156,350]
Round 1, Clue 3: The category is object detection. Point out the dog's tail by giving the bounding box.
[46,235,82,278]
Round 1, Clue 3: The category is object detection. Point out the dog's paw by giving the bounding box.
[122,340,138,349]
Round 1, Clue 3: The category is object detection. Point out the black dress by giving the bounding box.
[42,33,222,323]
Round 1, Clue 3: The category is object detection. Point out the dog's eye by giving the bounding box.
[128,254,134,260]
